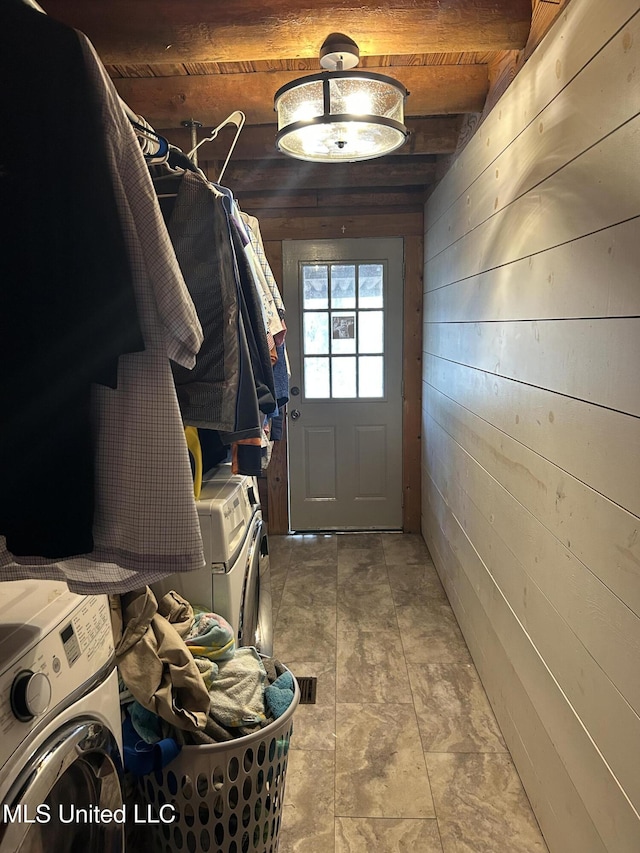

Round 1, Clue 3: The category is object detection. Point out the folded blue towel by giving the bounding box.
[265,670,295,719]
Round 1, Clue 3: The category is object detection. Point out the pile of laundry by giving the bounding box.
[110,587,295,775]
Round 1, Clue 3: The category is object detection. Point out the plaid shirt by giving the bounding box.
[0,32,205,593]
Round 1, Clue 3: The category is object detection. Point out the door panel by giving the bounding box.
[284,238,403,530]
[304,426,337,498]
[355,425,387,496]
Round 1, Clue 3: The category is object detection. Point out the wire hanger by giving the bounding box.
[187,111,246,184]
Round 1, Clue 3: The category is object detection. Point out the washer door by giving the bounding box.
[239,516,273,656]
[0,719,123,853]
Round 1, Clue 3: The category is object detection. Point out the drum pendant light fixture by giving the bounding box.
[274,33,409,163]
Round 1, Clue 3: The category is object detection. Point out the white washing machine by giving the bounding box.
[152,464,273,656]
[0,580,124,853]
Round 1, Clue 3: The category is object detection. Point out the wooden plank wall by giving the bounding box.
[421,1,640,851]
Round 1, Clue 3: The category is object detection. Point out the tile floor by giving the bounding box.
[269,532,549,853]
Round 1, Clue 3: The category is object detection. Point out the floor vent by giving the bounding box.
[296,676,318,705]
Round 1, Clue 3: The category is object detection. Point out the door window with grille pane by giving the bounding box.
[284,237,403,530]
[301,262,385,399]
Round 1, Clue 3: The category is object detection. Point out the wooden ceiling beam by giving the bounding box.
[116,65,488,127]
[402,116,465,155]
[235,187,428,212]
[159,116,464,160]
[202,156,437,192]
[256,210,424,242]
[44,1,532,64]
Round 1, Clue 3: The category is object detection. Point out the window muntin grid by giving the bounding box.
[301,262,385,399]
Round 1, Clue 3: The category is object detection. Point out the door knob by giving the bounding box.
[290,409,301,420]
[290,386,300,396]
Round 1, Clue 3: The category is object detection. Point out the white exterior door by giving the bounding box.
[283,238,404,531]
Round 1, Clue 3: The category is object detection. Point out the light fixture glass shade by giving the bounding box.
[275,70,408,163]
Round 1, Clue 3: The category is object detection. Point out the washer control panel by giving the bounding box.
[0,594,113,767]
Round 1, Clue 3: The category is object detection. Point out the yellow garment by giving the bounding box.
[184,425,203,499]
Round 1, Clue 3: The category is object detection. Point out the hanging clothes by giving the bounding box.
[153,169,242,434]
[240,215,291,411]
[241,212,288,341]
[150,167,281,477]
[151,167,267,471]
[0,0,145,559]
[0,11,206,593]
[228,218,277,415]
[240,213,290,441]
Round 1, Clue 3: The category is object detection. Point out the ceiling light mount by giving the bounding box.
[319,32,360,70]
[274,33,408,163]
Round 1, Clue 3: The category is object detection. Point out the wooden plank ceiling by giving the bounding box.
[41,1,556,214]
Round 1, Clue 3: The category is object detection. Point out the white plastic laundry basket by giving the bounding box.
[135,672,299,853]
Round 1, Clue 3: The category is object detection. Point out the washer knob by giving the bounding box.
[10,670,52,721]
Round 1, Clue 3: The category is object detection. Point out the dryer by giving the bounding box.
[152,464,273,656]
[0,580,124,853]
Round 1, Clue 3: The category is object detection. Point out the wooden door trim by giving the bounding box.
[262,217,422,534]
[402,234,424,533]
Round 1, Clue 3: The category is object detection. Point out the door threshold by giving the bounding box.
[288,528,404,534]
